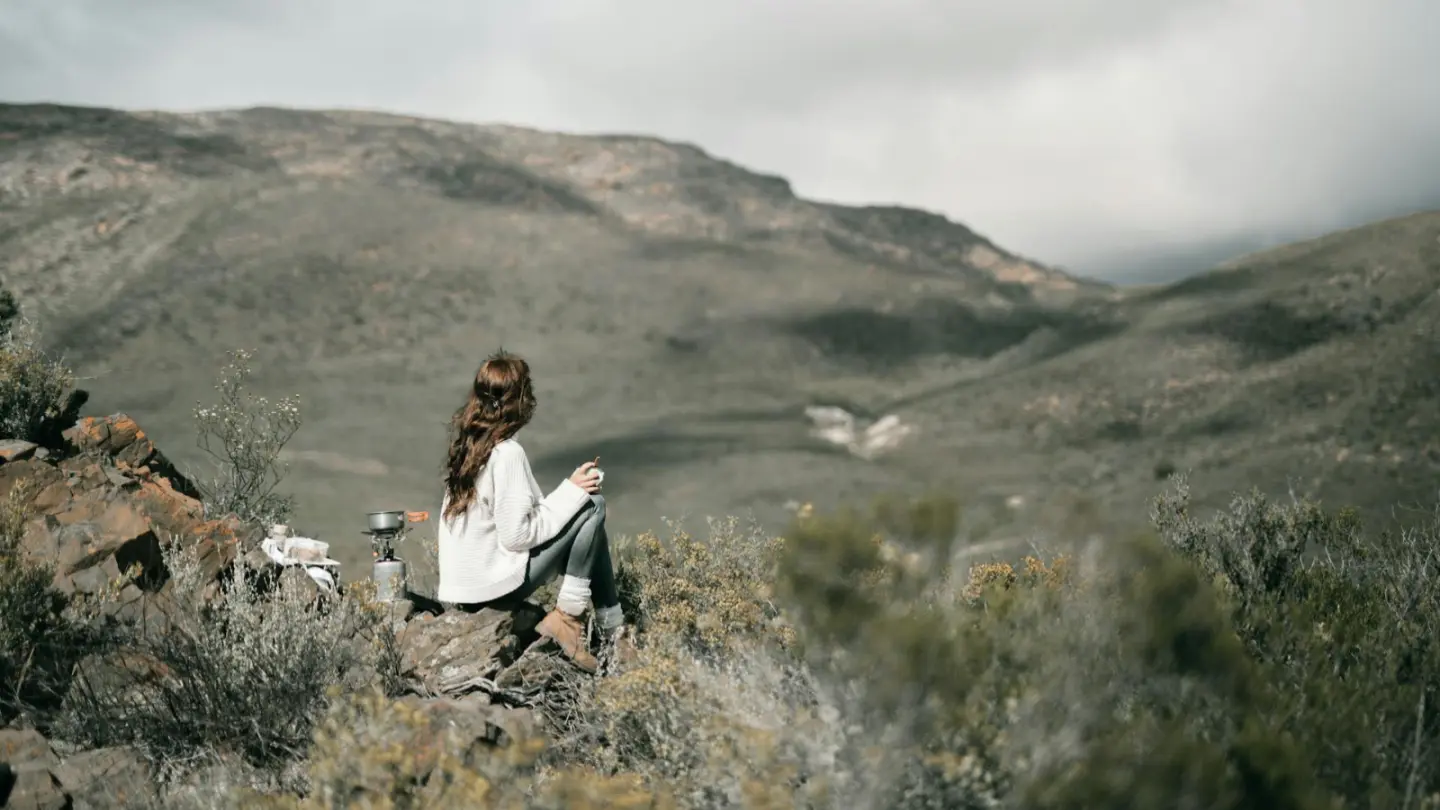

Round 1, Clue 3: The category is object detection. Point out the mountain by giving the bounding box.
[1,102,1434,570]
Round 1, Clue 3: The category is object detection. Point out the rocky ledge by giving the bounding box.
[0,414,248,627]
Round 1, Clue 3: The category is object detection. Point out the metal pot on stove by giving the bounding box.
[367,510,406,533]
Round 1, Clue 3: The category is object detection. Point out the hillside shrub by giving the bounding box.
[551,492,1331,808]
[56,535,393,773]
[192,348,301,528]
[1155,478,1440,809]
[0,318,77,445]
[217,688,674,810]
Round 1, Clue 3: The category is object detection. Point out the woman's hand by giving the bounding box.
[569,459,602,493]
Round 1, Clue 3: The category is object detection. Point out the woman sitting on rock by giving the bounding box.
[437,350,634,673]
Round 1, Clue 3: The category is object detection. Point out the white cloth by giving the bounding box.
[261,536,287,565]
[260,535,338,593]
[306,567,336,593]
[436,438,591,604]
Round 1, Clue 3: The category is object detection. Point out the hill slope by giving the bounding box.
[1,102,1434,568]
[886,210,1440,538]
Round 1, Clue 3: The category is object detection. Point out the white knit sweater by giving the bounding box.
[436,438,592,604]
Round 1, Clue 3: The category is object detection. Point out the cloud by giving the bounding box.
[2,0,1437,280]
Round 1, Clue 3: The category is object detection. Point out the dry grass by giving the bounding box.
[54,536,395,774]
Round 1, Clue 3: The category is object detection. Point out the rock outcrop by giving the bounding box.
[0,413,249,624]
[0,728,153,810]
[393,604,582,709]
[0,411,589,805]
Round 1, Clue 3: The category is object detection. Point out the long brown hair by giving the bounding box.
[442,350,537,520]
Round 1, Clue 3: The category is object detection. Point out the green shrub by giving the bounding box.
[766,493,1334,808]
[1156,478,1440,808]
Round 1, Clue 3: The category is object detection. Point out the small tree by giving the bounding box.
[192,349,301,529]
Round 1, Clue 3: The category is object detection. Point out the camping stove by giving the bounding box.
[363,525,406,561]
[363,526,408,602]
[363,511,428,603]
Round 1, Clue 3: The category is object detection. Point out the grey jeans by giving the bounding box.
[463,493,620,613]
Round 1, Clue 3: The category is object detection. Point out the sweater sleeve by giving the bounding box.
[490,442,592,553]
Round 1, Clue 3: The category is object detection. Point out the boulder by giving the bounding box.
[0,728,153,810]
[0,440,38,463]
[0,730,64,810]
[0,460,63,510]
[53,747,155,809]
[0,763,67,810]
[61,414,199,500]
[0,729,57,770]
[398,605,545,697]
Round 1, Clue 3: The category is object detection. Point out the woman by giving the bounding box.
[437,351,633,673]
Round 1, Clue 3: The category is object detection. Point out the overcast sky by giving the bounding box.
[3,0,1437,281]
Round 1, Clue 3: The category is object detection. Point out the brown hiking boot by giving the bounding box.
[537,609,598,673]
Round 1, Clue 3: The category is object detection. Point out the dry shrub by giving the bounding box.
[542,502,1079,808]
[56,536,393,774]
[616,516,793,656]
[554,633,840,808]
[541,518,844,806]
[192,348,302,527]
[0,318,77,445]
[227,688,674,809]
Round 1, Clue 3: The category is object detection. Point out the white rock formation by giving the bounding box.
[804,406,914,459]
